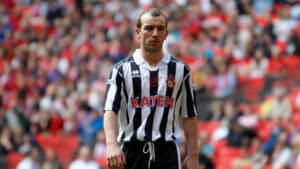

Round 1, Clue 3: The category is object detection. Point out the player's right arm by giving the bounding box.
[104,110,126,169]
[103,66,126,169]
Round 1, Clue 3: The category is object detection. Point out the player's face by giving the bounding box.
[135,13,168,53]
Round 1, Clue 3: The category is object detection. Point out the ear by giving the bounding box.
[135,28,141,40]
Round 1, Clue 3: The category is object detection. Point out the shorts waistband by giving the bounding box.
[123,139,174,147]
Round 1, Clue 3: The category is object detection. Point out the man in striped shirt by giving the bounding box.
[104,8,200,169]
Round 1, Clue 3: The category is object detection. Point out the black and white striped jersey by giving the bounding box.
[104,49,197,142]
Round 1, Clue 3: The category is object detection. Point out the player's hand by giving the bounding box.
[106,143,126,169]
[182,154,200,169]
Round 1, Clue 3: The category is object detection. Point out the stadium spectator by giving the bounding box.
[226,104,256,147]
[292,133,300,168]
[269,130,292,169]
[198,131,214,159]
[248,47,269,79]
[269,85,292,121]
[93,130,107,169]
[198,132,214,169]
[43,148,62,169]
[69,145,99,169]
[208,58,236,99]
[63,110,77,134]
[0,125,15,155]
[12,124,25,149]
[204,100,224,121]
[210,99,236,143]
[42,162,54,169]
[237,103,258,129]
[220,99,237,128]
[79,109,103,148]
[273,3,297,43]
[226,118,244,147]
[250,137,268,169]
[262,45,288,95]
[18,134,32,155]
[93,130,106,160]
[285,29,300,56]
[232,144,252,169]
[16,146,41,169]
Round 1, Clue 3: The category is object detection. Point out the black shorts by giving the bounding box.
[122,140,180,169]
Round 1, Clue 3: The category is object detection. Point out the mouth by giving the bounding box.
[149,40,159,44]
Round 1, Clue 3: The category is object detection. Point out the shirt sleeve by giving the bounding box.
[104,67,123,114]
[180,69,198,118]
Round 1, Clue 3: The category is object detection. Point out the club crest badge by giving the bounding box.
[166,75,176,89]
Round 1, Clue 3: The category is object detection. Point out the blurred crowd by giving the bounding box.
[0,0,299,169]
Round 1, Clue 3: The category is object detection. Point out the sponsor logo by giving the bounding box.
[131,95,174,109]
[132,70,140,78]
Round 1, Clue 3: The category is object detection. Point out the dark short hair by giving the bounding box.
[136,8,168,29]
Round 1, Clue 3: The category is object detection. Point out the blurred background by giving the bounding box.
[0,0,299,169]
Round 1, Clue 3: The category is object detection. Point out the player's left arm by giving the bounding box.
[182,117,200,169]
[180,67,200,169]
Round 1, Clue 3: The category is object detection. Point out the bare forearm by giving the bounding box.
[104,110,119,146]
[182,116,199,157]
[104,110,126,168]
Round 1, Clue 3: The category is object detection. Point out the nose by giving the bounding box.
[152,28,158,36]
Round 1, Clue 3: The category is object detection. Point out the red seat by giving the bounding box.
[35,133,53,152]
[6,151,24,169]
[264,164,272,169]
[95,156,108,169]
[257,120,275,142]
[284,55,300,85]
[56,146,74,166]
[197,121,220,141]
[214,145,244,169]
[215,157,234,169]
[251,104,260,114]
[289,87,300,111]
[214,147,244,169]
[243,77,265,103]
[35,133,80,167]
[198,121,220,134]
[284,55,300,74]
[291,112,300,130]
[218,147,244,157]
[57,135,80,166]
[65,135,80,151]
[241,166,252,169]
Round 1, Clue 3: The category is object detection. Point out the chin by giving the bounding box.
[145,48,161,53]
[146,45,162,51]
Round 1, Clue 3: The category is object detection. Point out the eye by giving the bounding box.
[144,26,154,31]
[158,26,165,31]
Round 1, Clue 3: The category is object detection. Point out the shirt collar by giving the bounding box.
[133,49,171,65]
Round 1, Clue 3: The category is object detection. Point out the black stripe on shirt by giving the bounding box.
[120,56,133,142]
[130,61,142,141]
[183,64,191,78]
[104,70,113,113]
[118,66,129,141]
[144,70,159,141]
[160,61,176,140]
[172,80,183,139]
[120,66,129,123]
[184,73,196,117]
[112,65,123,113]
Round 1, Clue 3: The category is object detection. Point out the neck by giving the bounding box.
[141,48,164,67]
